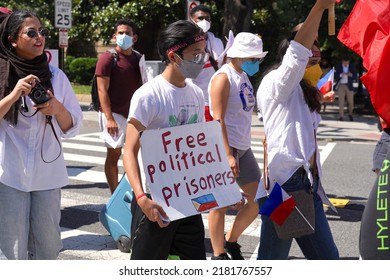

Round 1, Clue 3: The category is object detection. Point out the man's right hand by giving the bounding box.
[106,117,119,137]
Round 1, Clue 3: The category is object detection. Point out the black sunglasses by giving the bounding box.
[22,28,49,39]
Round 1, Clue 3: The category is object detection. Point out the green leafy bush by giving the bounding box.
[68,57,98,85]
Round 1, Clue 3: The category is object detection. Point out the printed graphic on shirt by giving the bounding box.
[239,82,255,112]
[168,105,199,126]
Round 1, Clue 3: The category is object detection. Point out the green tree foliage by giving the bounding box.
[1,0,359,65]
[250,0,360,73]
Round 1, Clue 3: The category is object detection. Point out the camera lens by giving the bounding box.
[34,91,43,99]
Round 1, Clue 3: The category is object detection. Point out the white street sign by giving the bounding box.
[55,0,72,29]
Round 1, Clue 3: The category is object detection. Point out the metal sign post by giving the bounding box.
[54,0,72,70]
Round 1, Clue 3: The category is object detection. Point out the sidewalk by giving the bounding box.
[76,94,381,142]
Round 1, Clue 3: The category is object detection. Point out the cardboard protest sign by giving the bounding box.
[140,121,242,221]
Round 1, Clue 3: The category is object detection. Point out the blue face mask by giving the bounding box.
[241,60,260,76]
[116,34,133,50]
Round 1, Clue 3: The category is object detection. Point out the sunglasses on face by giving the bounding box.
[22,28,49,39]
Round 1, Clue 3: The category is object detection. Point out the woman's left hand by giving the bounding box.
[322,90,335,103]
[34,89,63,117]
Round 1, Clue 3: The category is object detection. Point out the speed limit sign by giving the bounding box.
[55,0,72,29]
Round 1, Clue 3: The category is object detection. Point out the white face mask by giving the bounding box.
[196,20,211,33]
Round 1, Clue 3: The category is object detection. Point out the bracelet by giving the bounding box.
[136,193,147,202]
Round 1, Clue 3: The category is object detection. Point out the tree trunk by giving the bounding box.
[223,0,254,36]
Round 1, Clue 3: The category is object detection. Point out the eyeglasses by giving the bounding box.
[176,51,210,64]
[22,28,49,39]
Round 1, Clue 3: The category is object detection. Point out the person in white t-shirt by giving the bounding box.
[123,20,208,260]
[190,4,224,121]
[207,32,267,260]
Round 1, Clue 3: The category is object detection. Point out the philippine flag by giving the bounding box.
[317,68,334,95]
[260,183,296,225]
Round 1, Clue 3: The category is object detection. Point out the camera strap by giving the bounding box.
[19,107,62,163]
[42,116,62,164]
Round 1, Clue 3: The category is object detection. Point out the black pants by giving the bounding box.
[130,193,206,260]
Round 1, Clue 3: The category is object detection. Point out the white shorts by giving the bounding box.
[99,112,128,149]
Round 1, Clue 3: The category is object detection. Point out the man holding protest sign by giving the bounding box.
[123,20,210,260]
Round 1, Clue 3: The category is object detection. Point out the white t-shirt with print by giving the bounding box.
[128,75,205,129]
[208,64,255,150]
[128,74,205,193]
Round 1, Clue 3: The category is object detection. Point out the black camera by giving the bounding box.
[29,82,51,105]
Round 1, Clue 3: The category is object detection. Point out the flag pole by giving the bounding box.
[294,206,315,231]
[331,67,335,91]
[328,3,336,36]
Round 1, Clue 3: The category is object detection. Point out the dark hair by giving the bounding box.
[115,18,138,35]
[2,11,40,49]
[0,11,52,125]
[190,4,212,17]
[157,20,204,65]
[263,38,322,113]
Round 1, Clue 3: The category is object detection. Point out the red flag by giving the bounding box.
[337,0,390,124]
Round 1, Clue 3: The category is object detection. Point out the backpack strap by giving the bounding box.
[107,48,118,68]
[132,49,142,61]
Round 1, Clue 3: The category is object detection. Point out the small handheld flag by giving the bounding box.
[317,68,334,95]
[260,183,296,225]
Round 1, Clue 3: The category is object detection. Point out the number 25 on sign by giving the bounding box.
[55,0,72,29]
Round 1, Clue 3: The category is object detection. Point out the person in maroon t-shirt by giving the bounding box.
[95,18,143,193]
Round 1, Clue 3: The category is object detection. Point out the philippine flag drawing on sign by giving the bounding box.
[260,183,296,225]
[192,193,219,212]
[317,68,334,95]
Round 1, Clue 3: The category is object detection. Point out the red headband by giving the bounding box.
[166,35,205,55]
[0,7,12,14]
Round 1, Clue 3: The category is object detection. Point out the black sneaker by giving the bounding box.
[211,253,231,260]
[225,241,244,260]
[349,115,354,121]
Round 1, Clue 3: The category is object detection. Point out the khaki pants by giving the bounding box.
[338,84,354,117]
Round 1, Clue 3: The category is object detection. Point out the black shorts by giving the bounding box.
[130,194,206,260]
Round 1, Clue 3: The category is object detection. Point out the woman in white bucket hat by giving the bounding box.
[207,32,267,260]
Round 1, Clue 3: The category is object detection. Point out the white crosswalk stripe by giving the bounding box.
[61,133,336,260]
